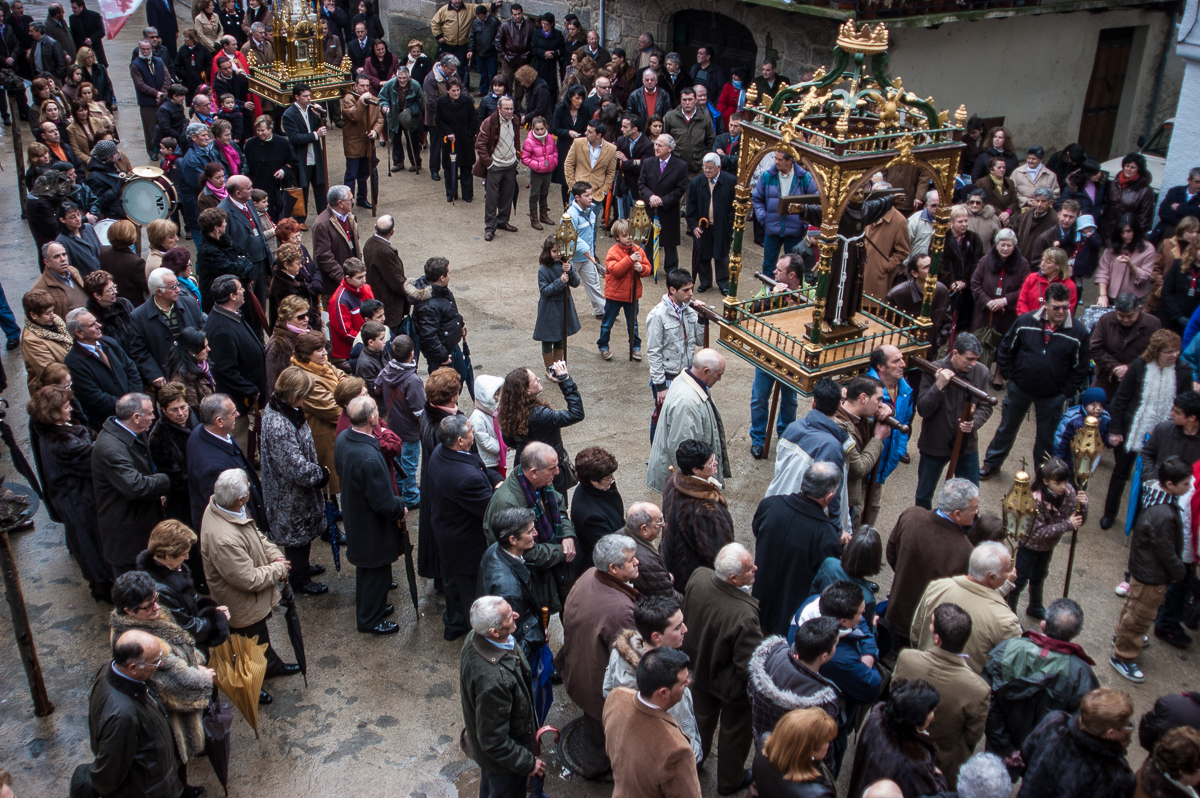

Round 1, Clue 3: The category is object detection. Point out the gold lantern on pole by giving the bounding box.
[1002,468,1037,555]
[553,212,578,363]
[1063,415,1104,597]
[629,200,652,247]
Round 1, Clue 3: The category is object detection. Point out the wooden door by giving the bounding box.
[1078,27,1134,160]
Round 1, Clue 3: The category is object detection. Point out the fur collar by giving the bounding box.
[748,636,839,712]
[403,277,433,303]
[109,606,199,652]
[671,472,727,505]
[614,629,646,669]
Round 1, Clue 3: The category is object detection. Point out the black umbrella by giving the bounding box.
[397,517,419,613]
[324,500,341,572]
[460,336,476,400]
[278,583,308,687]
[445,136,457,205]
[202,685,234,796]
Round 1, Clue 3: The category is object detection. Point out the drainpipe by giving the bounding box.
[1144,7,1178,142]
[599,0,606,47]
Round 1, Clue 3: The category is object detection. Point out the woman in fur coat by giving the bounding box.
[661,438,734,592]
[847,679,948,798]
[28,384,111,602]
[109,570,215,791]
[149,383,201,525]
[136,521,230,651]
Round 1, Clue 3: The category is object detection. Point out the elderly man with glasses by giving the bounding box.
[127,267,204,389]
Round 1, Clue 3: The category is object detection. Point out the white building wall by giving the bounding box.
[1163,0,1200,190]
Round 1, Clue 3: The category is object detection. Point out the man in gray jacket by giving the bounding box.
[645,269,705,425]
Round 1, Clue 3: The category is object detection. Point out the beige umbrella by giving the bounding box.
[208,633,268,738]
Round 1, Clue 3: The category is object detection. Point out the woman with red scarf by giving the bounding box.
[1101,152,1155,241]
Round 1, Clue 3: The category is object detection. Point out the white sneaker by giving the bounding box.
[1109,655,1145,683]
[1115,581,1130,597]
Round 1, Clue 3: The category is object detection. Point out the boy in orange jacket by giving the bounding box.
[599,218,648,361]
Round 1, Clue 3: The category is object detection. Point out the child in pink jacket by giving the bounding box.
[521,116,558,231]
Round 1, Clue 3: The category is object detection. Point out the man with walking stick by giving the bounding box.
[913,333,994,508]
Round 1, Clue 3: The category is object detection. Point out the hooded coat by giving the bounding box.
[376,357,426,443]
[292,358,347,495]
[661,471,734,592]
[747,635,840,738]
[764,409,850,530]
[603,629,703,761]
[469,374,504,470]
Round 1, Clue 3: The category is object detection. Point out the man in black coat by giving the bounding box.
[428,414,496,640]
[751,461,845,637]
[280,85,329,218]
[345,21,374,74]
[1155,168,1200,241]
[336,396,407,634]
[64,308,143,433]
[686,154,736,294]
[615,113,653,217]
[152,84,188,152]
[145,0,177,59]
[639,133,689,273]
[204,276,266,453]
[29,22,68,81]
[477,506,545,664]
[91,394,169,574]
[68,0,106,64]
[410,256,468,389]
[187,393,268,534]
[0,20,21,123]
[126,268,204,387]
[88,630,182,798]
[218,176,273,319]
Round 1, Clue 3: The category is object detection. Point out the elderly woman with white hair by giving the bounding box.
[970,227,1030,386]
[199,468,299,704]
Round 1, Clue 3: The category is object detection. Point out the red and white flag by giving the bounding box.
[98,0,143,39]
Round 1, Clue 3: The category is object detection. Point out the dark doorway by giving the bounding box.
[671,10,758,77]
[1078,27,1134,161]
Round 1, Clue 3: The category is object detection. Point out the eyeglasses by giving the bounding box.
[137,656,164,670]
[135,593,159,612]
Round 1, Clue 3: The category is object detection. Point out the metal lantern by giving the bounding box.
[629,200,652,246]
[1071,415,1104,490]
[555,212,577,263]
[1002,470,1037,554]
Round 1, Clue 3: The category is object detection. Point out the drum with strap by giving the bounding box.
[121,166,178,226]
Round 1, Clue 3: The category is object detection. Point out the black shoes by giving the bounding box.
[361,621,399,635]
[1100,515,1114,530]
[383,604,395,617]
[182,785,205,798]
[357,199,373,210]
[979,465,999,481]
[717,769,754,795]
[1025,606,1047,620]
[750,445,764,460]
[308,564,326,576]
[498,222,518,232]
[389,581,398,590]
[258,689,273,705]
[431,171,441,181]
[297,582,328,595]
[266,663,301,678]
[1155,623,1193,648]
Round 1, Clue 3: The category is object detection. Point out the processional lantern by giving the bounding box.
[555,213,577,262]
[629,200,652,247]
[713,19,968,394]
[248,0,354,105]
[1063,415,1104,597]
[1002,467,1037,555]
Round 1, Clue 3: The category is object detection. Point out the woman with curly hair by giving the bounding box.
[569,446,622,577]
[847,679,947,797]
[1137,726,1200,798]
[19,288,72,393]
[754,708,839,798]
[290,330,347,497]
[1102,152,1156,241]
[1096,214,1155,310]
[82,270,136,352]
[28,383,111,601]
[418,367,467,580]
[136,519,230,650]
[261,366,331,594]
[660,438,733,592]
[498,360,584,497]
[109,570,214,793]
[265,295,311,399]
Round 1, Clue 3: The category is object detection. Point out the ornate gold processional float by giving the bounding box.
[248,0,355,104]
[715,20,969,394]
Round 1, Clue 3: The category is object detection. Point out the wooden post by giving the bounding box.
[10,91,26,219]
[0,529,54,716]
[763,381,782,459]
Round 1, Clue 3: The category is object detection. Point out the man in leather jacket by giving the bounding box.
[477,507,545,663]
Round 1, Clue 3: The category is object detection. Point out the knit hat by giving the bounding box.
[1075,214,1096,232]
[1080,387,1106,409]
[51,160,73,171]
[90,139,118,162]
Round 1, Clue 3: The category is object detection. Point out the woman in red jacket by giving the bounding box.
[1016,247,1078,315]
[599,218,648,361]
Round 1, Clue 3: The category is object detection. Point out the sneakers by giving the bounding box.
[1109,656,1145,683]
[600,348,612,361]
[632,349,642,362]
[1155,623,1193,648]
[1115,581,1130,597]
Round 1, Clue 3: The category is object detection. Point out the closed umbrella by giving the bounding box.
[278,583,308,687]
[528,725,560,798]
[459,336,476,400]
[398,517,419,612]
[202,685,234,795]
[209,634,268,738]
[324,500,342,572]
[976,311,1003,367]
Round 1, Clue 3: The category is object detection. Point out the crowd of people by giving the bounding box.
[6,0,1200,797]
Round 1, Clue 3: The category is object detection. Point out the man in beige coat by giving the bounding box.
[341,74,384,210]
[863,182,911,300]
[200,468,299,702]
[911,542,1022,674]
[563,120,618,205]
[894,603,990,787]
[603,647,702,798]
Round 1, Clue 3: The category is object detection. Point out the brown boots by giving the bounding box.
[539,208,554,226]
[531,213,543,231]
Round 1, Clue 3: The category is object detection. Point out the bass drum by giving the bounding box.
[121,170,178,226]
[93,218,116,247]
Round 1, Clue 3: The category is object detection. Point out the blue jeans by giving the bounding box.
[983,381,1065,470]
[597,299,640,351]
[915,450,980,508]
[762,233,804,278]
[475,54,497,91]
[749,368,797,447]
[0,282,21,343]
[344,156,371,202]
[180,190,200,235]
[398,440,421,507]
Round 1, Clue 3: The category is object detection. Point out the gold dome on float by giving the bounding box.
[835,20,889,54]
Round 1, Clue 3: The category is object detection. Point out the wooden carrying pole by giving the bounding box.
[0,529,53,716]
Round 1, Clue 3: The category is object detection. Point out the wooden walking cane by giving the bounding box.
[1,527,54,716]
[946,400,975,479]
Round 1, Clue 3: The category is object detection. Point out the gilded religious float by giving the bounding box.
[248,0,354,104]
[716,19,968,394]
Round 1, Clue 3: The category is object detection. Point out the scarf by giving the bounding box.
[216,141,241,175]
[268,393,308,429]
[25,315,73,348]
[1127,362,1177,453]
[1116,169,1138,189]
[178,275,200,301]
[286,321,307,334]
[989,173,1005,191]
[205,180,228,200]
[517,464,561,544]
[1023,630,1095,666]
[492,412,507,477]
[195,358,215,386]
